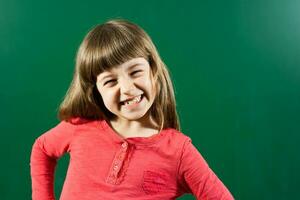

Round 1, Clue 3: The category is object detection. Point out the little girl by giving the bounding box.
[30,19,234,200]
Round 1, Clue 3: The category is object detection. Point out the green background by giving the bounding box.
[1,0,299,199]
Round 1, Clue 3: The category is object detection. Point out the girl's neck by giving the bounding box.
[108,115,159,138]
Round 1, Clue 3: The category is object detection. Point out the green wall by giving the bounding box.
[1,0,299,199]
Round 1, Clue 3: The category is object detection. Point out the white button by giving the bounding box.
[121,142,128,148]
[113,165,119,170]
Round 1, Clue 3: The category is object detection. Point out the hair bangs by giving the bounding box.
[95,27,149,75]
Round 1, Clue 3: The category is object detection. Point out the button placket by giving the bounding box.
[106,141,130,184]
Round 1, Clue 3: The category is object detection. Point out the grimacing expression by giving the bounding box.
[96,57,156,121]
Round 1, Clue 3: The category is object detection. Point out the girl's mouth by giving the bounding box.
[120,94,144,106]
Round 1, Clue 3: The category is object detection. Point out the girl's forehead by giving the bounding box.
[117,57,148,68]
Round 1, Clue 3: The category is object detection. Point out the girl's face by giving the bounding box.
[96,57,156,123]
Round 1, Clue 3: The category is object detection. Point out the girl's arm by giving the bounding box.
[30,121,75,200]
[178,138,234,200]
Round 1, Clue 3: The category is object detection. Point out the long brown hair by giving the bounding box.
[57,19,181,132]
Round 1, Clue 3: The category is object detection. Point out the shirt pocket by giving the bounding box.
[142,170,170,195]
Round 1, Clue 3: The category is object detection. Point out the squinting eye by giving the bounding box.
[131,70,142,76]
[104,79,116,86]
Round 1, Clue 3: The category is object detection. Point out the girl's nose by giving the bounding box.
[120,77,136,94]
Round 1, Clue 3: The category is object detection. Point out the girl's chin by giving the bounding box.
[115,110,149,121]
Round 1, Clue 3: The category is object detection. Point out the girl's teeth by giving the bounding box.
[125,95,141,105]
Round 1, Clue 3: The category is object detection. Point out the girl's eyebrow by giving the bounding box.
[99,63,142,81]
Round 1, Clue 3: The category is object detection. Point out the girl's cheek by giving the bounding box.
[95,83,104,94]
[108,90,119,102]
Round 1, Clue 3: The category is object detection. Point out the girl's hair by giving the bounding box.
[57,18,181,132]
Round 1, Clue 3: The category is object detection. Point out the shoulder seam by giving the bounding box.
[63,120,77,153]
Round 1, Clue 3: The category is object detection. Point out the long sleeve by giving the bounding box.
[30,121,75,200]
[178,138,234,200]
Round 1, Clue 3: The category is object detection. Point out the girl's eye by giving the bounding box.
[104,79,116,86]
[131,70,142,76]
[103,70,142,86]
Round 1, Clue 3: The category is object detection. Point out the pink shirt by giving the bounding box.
[30,117,234,200]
